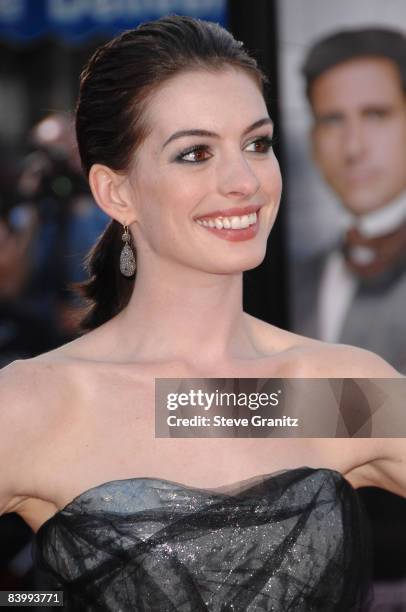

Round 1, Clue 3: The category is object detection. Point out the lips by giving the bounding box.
[195,204,261,220]
[344,169,377,184]
[194,206,262,242]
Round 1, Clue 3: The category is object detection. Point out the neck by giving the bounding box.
[113,259,257,366]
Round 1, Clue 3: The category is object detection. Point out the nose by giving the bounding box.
[216,151,260,199]
[342,118,367,162]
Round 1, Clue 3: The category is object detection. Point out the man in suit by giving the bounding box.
[292,28,406,373]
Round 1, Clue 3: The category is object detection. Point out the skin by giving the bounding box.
[90,68,282,365]
[0,67,404,533]
[310,57,406,215]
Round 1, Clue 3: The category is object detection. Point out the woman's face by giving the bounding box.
[126,67,282,276]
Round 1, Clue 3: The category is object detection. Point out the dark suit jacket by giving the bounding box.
[290,246,406,373]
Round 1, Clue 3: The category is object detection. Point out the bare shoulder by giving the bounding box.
[288,342,402,378]
[246,314,401,378]
[246,315,405,494]
[0,356,82,515]
[0,351,84,409]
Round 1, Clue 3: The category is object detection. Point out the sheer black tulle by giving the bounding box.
[33,467,372,611]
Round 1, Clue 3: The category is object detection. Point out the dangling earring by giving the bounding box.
[120,224,136,277]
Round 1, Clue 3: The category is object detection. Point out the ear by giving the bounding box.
[88,163,137,225]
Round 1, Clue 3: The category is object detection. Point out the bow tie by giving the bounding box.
[342,222,406,279]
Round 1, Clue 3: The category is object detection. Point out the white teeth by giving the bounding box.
[240,215,250,228]
[196,210,258,229]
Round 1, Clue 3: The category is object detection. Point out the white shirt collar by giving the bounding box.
[340,190,406,238]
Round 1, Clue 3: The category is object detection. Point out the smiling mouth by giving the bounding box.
[195,211,257,230]
[194,209,261,242]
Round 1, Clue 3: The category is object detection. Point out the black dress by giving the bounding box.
[33,467,372,611]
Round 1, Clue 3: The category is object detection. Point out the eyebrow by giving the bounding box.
[162,117,273,149]
[315,103,395,122]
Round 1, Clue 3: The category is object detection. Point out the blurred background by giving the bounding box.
[0,0,405,609]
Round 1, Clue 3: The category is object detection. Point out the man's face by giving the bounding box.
[310,57,406,215]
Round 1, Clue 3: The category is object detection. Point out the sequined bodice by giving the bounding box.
[33,467,371,611]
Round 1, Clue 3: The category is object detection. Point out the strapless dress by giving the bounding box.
[33,467,372,611]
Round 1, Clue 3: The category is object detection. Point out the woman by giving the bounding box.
[0,15,404,611]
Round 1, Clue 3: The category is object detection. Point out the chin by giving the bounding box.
[242,250,268,271]
[211,247,267,274]
[342,196,388,216]
[335,184,386,215]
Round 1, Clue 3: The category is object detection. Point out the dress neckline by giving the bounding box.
[35,466,348,538]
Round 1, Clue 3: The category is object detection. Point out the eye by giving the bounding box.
[245,135,275,153]
[175,145,212,164]
[365,108,390,120]
[316,114,343,127]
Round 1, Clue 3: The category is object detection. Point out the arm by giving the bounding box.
[354,440,406,497]
[0,358,65,516]
[0,360,33,515]
[294,343,405,496]
[322,345,406,497]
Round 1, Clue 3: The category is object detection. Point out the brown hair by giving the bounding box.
[302,27,406,103]
[75,14,268,331]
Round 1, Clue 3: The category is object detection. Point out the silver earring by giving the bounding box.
[120,224,136,277]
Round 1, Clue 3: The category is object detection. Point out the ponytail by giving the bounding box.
[75,220,134,332]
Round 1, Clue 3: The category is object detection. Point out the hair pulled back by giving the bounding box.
[302,27,406,102]
[76,14,268,331]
